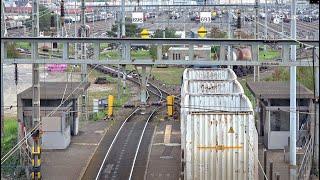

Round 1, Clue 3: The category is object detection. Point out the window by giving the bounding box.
[270,111,290,131]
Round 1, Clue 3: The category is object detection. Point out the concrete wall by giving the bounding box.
[42,126,71,149]
[268,131,290,149]
[168,47,211,60]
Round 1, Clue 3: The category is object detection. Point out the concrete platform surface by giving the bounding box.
[145,119,181,180]
[42,120,108,180]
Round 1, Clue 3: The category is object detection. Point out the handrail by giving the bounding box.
[298,137,313,179]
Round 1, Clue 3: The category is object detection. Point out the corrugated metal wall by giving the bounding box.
[181,68,259,180]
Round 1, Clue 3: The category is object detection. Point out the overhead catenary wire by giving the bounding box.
[1,64,100,164]
[250,15,317,49]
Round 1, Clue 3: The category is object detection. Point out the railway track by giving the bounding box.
[81,66,164,180]
[94,107,158,180]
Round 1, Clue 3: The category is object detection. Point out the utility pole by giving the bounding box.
[289,0,297,179]
[314,47,319,174]
[31,0,41,178]
[80,0,88,121]
[254,0,260,82]
[61,0,65,37]
[121,0,125,38]
[264,0,268,48]
[1,0,5,137]
[118,0,126,99]
[227,0,231,67]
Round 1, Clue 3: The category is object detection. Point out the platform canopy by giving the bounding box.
[18,82,90,99]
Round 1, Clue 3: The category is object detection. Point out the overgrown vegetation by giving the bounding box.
[259,49,281,61]
[107,23,141,37]
[131,50,151,59]
[88,70,131,121]
[151,67,185,85]
[1,118,22,177]
[25,5,55,32]
[239,80,256,106]
[209,26,227,38]
[264,67,315,91]
[16,42,31,50]
[150,28,178,60]
[7,43,19,58]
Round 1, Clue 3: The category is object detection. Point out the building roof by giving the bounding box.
[18,82,90,100]
[246,81,314,99]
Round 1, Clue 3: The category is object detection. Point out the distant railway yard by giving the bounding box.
[1,1,319,180]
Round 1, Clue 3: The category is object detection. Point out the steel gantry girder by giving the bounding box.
[2,37,318,46]
[1,37,319,67]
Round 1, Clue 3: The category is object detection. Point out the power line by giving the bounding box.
[1,64,100,164]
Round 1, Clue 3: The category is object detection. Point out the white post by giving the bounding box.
[314,48,319,173]
[289,0,297,179]
[264,0,268,46]
[1,0,5,137]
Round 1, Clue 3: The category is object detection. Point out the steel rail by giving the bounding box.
[95,107,140,180]
[128,107,159,180]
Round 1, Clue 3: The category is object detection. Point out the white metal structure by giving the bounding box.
[181,68,258,180]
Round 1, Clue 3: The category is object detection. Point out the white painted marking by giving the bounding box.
[163,125,172,144]
[72,143,98,146]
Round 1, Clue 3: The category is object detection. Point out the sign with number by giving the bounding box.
[132,12,143,23]
[200,12,211,23]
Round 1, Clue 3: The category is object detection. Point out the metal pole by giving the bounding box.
[32,0,40,178]
[264,0,267,49]
[61,0,65,37]
[1,0,5,137]
[121,0,125,37]
[254,0,259,82]
[80,0,87,121]
[121,0,126,93]
[140,66,147,114]
[289,0,297,179]
[314,48,319,172]
[227,1,231,68]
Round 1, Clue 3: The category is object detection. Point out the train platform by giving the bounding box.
[41,120,109,180]
[41,108,136,180]
[145,119,181,180]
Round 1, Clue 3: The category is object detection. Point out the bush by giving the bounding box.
[91,111,106,121]
[1,119,20,177]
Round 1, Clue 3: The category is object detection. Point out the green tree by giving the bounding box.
[25,5,56,32]
[39,5,53,32]
[107,23,141,37]
[150,28,177,60]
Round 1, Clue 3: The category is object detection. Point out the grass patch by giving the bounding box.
[264,67,315,91]
[88,70,131,121]
[259,49,281,61]
[100,50,120,59]
[16,42,31,50]
[91,111,106,121]
[239,80,256,106]
[151,67,185,85]
[131,50,151,59]
[1,118,21,176]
